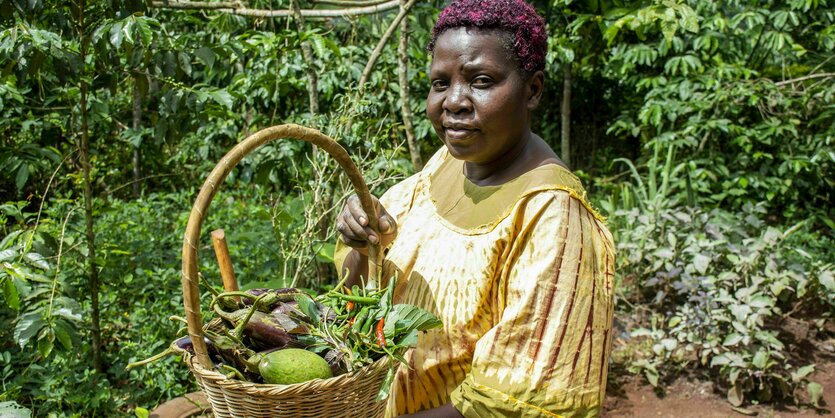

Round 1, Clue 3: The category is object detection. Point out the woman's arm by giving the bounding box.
[400,403,464,418]
[341,248,368,288]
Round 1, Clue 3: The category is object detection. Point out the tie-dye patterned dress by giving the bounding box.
[338,147,615,417]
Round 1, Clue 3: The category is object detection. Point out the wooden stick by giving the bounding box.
[211,229,239,294]
[151,0,401,17]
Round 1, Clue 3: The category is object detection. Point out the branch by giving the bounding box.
[152,0,401,17]
[311,0,389,5]
[150,0,245,8]
[289,0,320,118]
[358,0,417,88]
[775,72,835,86]
[397,0,422,170]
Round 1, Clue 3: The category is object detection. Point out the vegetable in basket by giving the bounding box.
[127,277,442,392]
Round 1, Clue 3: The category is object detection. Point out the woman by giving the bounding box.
[336,0,615,416]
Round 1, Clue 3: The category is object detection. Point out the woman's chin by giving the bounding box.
[443,140,477,161]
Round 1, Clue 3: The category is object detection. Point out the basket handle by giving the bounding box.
[181,124,382,368]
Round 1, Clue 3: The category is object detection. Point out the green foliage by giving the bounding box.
[612,200,833,406]
[601,0,835,225]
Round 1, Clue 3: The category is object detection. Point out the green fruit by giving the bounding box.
[258,348,333,385]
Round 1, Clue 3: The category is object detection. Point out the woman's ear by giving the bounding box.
[527,70,545,110]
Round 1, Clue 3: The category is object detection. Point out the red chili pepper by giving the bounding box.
[349,317,356,326]
[346,301,355,312]
[375,318,386,348]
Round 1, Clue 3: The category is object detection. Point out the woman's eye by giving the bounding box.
[431,80,448,90]
[472,77,493,87]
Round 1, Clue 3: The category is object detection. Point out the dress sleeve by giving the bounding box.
[450,191,616,418]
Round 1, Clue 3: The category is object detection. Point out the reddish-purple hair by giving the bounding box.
[429,0,547,74]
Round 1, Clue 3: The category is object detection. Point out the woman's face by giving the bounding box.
[427,27,542,164]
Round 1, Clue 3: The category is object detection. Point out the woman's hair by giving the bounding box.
[428,0,547,75]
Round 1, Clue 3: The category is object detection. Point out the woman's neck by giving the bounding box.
[463,131,540,186]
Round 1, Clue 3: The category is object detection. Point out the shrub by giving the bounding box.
[612,201,833,407]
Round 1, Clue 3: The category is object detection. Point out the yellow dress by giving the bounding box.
[337,147,615,417]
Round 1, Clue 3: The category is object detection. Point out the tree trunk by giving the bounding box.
[560,64,572,168]
[132,76,142,197]
[357,0,417,89]
[290,0,319,119]
[78,0,103,373]
[288,0,331,284]
[397,2,422,171]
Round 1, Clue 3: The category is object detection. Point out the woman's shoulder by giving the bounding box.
[519,187,607,226]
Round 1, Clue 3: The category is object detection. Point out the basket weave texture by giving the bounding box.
[182,350,389,418]
[179,124,391,417]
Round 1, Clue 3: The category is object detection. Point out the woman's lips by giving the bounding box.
[444,127,478,140]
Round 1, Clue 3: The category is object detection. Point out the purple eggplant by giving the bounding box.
[213,306,299,350]
[215,288,304,312]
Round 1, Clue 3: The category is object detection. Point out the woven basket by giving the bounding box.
[179,124,390,418]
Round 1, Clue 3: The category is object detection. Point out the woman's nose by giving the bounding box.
[443,84,472,114]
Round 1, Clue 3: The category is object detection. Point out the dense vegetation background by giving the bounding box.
[0,0,833,415]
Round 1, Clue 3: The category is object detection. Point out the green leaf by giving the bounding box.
[23,252,49,270]
[752,350,768,368]
[14,310,45,348]
[395,329,419,347]
[135,18,153,46]
[109,21,124,49]
[723,333,742,346]
[37,326,54,358]
[644,368,659,386]
[209,89,233,109]
[710,354,729,366]
[53,319,74,350]
[0,249,17,262]
[728,383,744,406]
[819,270,835,292]
[294,294,320,324]
[792,364,815,382]
[15,164,29,191]
[195,47,215,70]
[178,52,192,77]
[667,316,682,328]
[383,304,442,339]
[2,277,19,310]
[375,364,396,401]
[308,34,328,60]
[379,276,396,315]
[135,407,150,418]
[807,382,823,407]
[122,18,135,45]
[693,254,710,274]
[0,401,31,418]
[315,243,335,264]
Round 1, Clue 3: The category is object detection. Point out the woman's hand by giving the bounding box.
[336,194,397,254]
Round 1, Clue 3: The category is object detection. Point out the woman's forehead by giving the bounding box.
[431,28,515,70]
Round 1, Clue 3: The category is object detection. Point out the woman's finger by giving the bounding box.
[343,213,378,244]
[376,203,397,236]
[346,195,369,226]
